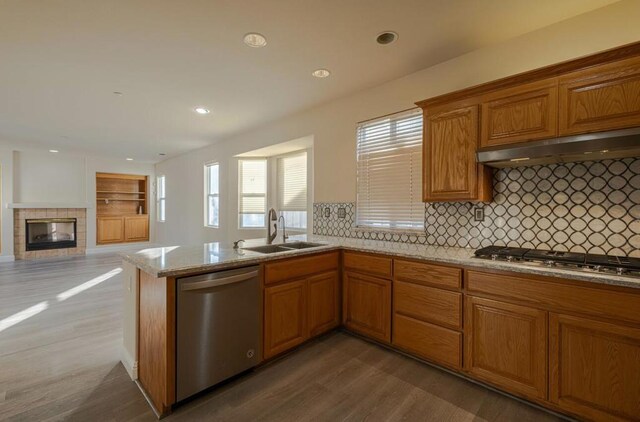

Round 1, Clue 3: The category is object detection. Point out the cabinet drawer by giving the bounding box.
[265,252,339,285]
[394,259,461,289]
[466,270,640,325]
[394,280,462,330]
[393,313,462,369]
[343,251,392,279]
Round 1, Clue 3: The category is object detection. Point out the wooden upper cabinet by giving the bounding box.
[343,271,391,343]
[559,55,640,135]
[480,78,558,147]
[263,279,308,359]
[464,296,548,401]
[423,103,492,202]
[550,313,640,422]
[307,271,340,337]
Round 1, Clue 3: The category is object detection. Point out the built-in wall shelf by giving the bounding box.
[96,172,149,245]
[96,191,146,195]
[97,198,146,202]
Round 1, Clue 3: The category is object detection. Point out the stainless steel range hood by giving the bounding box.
[477,128,640,168]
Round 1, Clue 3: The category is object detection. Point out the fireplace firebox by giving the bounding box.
[26,218,77,251]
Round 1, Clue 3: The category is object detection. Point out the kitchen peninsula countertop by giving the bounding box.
[120,235,640,289]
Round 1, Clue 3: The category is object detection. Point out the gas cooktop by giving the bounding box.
[474,246,640,277]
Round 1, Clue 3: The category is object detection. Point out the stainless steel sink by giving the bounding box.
[279,242,324,249]
[243,242,325,254]
[243,245,293,254]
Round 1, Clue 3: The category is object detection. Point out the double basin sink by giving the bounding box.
[243,242,325,254]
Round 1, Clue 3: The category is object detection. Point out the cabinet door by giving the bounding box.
[307,271,340,337]
[464,296,547,401]
[343,271,391,342]
[559,56,640,135]
[424,104,491,202]
[97,217,124,244]
[393,314,462,369]
[480,78,558,147]
[264,280,307,359]
[124,216,149,242]
[550,313,640,421]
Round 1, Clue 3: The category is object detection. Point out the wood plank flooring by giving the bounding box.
[0,254,566,422]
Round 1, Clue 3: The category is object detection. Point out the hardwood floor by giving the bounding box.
[0,255,565,421]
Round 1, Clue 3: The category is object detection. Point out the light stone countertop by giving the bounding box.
[120,234,640,289]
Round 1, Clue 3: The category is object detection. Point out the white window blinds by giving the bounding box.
[356,108,424,230]
[238,159,267,228]
[277,152,307,212]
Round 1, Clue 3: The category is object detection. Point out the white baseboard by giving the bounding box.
[87,242,157,255]
[0,255,16,263]
[120,346,138,380]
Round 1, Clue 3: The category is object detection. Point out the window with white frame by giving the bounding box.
[205,163,219,227]
[356,108,423,230]
[238,159,267,228]
[157,175,166,222]
[277,152,307,230]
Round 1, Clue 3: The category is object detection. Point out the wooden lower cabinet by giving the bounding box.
[464,296,548,401]
[308,271,340,337]
[263,279,307,359]
[343,271,391,343]
[550,313,640,421]
[97,215,149,244]
[97,216,125,244]
[124,215,149,242]
[393,314,462,369]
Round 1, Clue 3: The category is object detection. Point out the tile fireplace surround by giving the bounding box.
[14,208,87,259]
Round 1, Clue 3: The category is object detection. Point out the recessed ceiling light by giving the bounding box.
[312,69,331,78]
[159,153,166,156]
[49,149,59,153]
[113,91,123,96]
[600,149,609,153]
[194,107,210,114]
[126,158,134,161]
[243,33,267,48]
[376,31,398,45]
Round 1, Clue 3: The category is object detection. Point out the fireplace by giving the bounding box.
[26,218,77,251]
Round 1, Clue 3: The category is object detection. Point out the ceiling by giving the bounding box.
[0,0,620,162]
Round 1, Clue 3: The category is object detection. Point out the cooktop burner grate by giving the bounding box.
[474,246,640,276]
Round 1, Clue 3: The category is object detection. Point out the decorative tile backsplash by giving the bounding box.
[313,158,640,257]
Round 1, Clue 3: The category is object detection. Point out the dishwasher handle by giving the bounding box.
[180,270,259,291]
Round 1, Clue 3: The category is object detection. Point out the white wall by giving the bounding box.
[0,150,14,260]
[155,0,640,247]
[13,151,87,203]
[2,150,155,258]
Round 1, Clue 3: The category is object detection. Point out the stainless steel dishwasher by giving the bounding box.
[176,265,261,402]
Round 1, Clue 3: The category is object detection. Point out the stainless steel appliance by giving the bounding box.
[476,127,640,168]
[176,265,261,402]
[474,245,640,277]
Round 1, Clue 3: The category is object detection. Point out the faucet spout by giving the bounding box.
[278,215,288,243]
[267,208,278,244]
